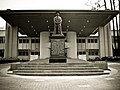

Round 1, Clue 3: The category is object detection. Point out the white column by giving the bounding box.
[67,31,77,58]
[107,23,113,56]
[4,23,18,58]
[85,37,89,60]
[4,23,10,58]
[99,23,113,58]
[12,26,18,58]
[40,31,50,59]
[28,37,31,60]
[99,26,105,58]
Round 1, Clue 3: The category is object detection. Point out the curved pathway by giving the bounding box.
[0,62,120,90]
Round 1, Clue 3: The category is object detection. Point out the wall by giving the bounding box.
[40,32,50,59]
[67,31,77,58]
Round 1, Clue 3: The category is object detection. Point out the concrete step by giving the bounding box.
[19,64,93,67]
[15,72,104,76]
[17,66,100,70]
[13,69,103,74]
[24,62,90,65]
[11,59,105,76]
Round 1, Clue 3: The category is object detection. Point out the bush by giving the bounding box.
[87,58,94,61]
[0,58,29,64]
[94,57,101,61]
[101,57,108,61]
[88,57,108,61]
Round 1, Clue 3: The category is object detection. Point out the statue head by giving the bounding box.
[56,11,60,16]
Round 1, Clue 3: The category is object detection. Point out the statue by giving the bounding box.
[53,11,63,35]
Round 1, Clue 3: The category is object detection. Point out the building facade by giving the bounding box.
[0,27,116,60]
[0,10,118,61]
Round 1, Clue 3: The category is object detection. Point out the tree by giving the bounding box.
[85,0,105,10]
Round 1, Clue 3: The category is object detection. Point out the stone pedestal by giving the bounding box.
[49,34,66,63]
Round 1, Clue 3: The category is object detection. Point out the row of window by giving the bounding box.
[77,51,86,55]
[77,50,99,55]
[89,51,98,55]
[77,39,85,43]
[19,39,29,43]
[18,50,29,56]
[19,39,40,43]
[18,50,40,56]
[31,52,40,55]
[77,39,98,43]
[31,39,40,43]
[18,51,98,56]
[88,39,98,43]
[0,37,98,44]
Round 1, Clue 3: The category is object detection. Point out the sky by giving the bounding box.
[0,0,97,10]
[0,0,119,30]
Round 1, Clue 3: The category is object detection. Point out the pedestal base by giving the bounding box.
[49,34,66,63]
[49,58,66,63]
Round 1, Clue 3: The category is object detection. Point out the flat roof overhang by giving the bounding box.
[0,10,119,37]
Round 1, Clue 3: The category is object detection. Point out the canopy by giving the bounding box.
[0,9,118,37]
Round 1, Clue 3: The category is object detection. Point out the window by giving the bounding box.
[82,39,85,43]
[0,50,4,57]
[88,50,99,55]
[77,39,79,43]
[23,39,26,43]
[31,39,40,43]
[31,51,40,55]
[65,39,67,42]
[0,37,4,43]
[83,51,86,54]
[88,39,98,43]
[36,39,40,43]
[18,50,29,56]
[92,51,94,55]
[77,39,85,43]
[50,33,52,36]
[78,51,86,55]
[95,51,98,55]
[19,39,29,43]
[79,52,82,55]
[91,39,94,43]
[95,39,97,43]
[19,39,22,43]
[88,39,91,43]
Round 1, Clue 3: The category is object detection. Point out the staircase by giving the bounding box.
[11,59,105,76]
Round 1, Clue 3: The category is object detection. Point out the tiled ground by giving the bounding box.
[0,62,120,90]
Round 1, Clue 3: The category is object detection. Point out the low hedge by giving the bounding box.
[0,58,29,64]
[87,56,120,62]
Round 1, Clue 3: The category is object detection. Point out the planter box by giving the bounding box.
[90,61,108,70]
[10,63,21,70]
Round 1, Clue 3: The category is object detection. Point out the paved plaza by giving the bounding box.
[0,62,120,90]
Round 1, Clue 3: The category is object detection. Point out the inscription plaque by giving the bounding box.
[51,39,65,57]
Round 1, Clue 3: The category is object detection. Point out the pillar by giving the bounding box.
[67,31,77,58]
[28,37,31,60]
[4,23,18,58]
[40,31,50,59]
[85,37,89,60]
[99,23,113,58]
